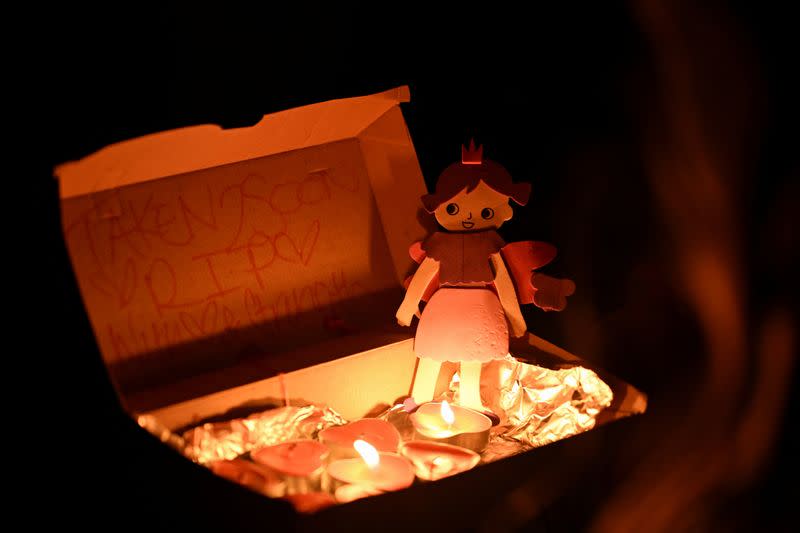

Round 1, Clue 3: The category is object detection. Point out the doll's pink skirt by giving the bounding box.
[414,288,509,362]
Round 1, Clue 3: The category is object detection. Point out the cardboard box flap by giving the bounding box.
[56,86,410,198]
[55,87,428,405]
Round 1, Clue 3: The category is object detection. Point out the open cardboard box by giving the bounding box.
[56,86,646,530]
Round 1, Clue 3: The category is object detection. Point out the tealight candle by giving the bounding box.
[319,418,401,460]
[399,441,480,481]
[409,400,492,452]
[251,439,329,494]
[326,439,415,497]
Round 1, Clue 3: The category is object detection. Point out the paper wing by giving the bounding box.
[500,241,557,305]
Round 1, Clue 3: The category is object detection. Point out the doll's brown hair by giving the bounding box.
[421,158,531,213]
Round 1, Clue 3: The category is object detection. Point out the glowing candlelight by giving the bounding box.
[441,400,455,426]
[410,401,492,452]
[353,439,380,469]
[319,418,401,460]
[326,439,415,500]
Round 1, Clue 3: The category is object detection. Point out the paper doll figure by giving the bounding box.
[396,141,575,413]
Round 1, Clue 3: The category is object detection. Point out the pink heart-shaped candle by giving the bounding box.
[319,419,401,459]
[251,439,329,478]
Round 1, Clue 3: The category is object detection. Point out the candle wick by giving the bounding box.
[285,442,297,458]
[429,456,447,479]
[279,372,289,407]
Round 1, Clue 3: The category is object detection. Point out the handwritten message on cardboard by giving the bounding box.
[61,140,399,388]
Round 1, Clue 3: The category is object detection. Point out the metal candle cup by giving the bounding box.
[251,439,329,495]
[409,401,493,452]
[399,441,480,481]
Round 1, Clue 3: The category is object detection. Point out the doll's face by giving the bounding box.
[433,181,514,232]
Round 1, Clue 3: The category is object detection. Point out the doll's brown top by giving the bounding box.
[421,230,506,285]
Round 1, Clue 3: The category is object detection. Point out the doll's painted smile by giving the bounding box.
[461,220,475,229]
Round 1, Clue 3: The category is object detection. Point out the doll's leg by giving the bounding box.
[411,357,442,404]
[459,360,485,410]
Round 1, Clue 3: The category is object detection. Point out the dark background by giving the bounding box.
[27,1,795,531]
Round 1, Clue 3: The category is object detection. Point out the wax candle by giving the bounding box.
[399,441,480,481]
[409,400,492,452]
[251,439,329,494]
[326,439,415,498]
[319,418,401,460]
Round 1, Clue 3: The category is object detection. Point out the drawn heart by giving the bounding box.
[179,300,219,337]
[221,305,239,330]
[274,220,320,265]
[298,220,320,265]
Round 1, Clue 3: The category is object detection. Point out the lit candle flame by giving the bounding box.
[353,439,380,470]
[441,400,455,426]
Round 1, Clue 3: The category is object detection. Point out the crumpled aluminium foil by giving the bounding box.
[159,354,612,468]
[488,356,611,442]
[477,355,613,461]
[178,405,348,464]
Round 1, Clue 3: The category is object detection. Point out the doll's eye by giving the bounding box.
[446,203,460,215]
[481,207,495,220]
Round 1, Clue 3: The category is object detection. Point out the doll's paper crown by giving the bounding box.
[461,139,483,165]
